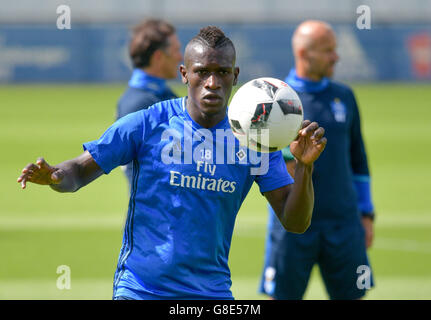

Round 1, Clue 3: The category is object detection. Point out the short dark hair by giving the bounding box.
[129,19,175,69]
[190,26,235,54]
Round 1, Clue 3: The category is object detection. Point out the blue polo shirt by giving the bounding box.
[283,69,372,223]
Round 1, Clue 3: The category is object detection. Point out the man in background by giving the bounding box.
[260,20,375,300]
[117,19,182,186]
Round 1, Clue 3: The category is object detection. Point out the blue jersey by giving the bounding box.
[84,97,293,299]
[284,70,370,223]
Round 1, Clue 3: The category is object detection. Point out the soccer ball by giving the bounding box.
[228,77,304,153]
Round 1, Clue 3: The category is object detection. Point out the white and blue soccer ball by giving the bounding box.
[228,77,304,153]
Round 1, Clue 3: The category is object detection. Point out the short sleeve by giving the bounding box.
[83,111,145,174]
[254,151,294,193]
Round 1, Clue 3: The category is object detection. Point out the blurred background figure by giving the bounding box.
[117,19,182,187]
[260,20,375,300]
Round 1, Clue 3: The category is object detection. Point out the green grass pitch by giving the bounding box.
[1,82,430,299]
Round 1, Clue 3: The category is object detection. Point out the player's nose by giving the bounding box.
[205,73,221,89]
[176,50,183,63]
[332,51,339,63]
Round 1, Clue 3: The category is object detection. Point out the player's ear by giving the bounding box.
[179,64,188,84]
[298,47,308,59]
[233,67,240,85]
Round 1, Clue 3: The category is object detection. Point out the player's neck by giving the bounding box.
[142,66,166,80]
[186,102,227,129]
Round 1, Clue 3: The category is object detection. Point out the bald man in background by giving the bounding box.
[260,20,375,300]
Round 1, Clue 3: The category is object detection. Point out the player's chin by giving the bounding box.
[200,98,226,112]
[167,72,178,80]
[326,66,335,78]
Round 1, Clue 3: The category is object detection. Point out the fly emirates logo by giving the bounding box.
[169,161,236,194]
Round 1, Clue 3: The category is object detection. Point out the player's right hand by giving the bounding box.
[17,158,64,189]
[290,120,327,166]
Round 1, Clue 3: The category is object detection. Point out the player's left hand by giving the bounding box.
[290,120,327,165]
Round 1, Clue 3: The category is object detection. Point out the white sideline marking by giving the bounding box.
[374,237,431,254]
[0,216,124,230]
[1,212,430,231]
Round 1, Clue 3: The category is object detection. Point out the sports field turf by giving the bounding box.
[1,83,430,299]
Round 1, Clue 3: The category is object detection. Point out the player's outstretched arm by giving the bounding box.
[17,151,104,193]
[264,121,327,233]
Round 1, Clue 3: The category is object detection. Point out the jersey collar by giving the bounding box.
[128,69,168,95]
[285,69,329,93]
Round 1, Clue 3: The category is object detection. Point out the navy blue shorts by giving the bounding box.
[260,212,374,300]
